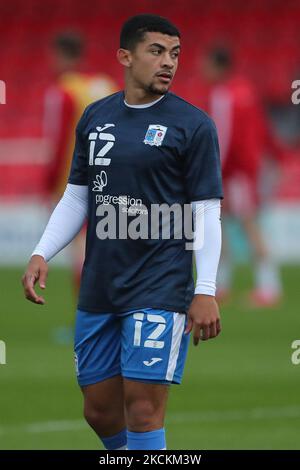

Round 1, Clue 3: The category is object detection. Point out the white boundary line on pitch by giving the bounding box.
[1,405,300,436]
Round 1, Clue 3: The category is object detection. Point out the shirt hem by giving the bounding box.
[77,303,188,315]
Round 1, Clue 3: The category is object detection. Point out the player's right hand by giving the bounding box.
[22,255,48,305]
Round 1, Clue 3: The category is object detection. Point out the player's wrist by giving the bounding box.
[192,293,217,305]
[31,253,47,263]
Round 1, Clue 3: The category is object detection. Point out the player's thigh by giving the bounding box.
[74,309,122,387]
[81,375,124,411]
[120,308,190,385]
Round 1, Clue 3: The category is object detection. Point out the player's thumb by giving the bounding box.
[39,268,48,289]
[184,315,193,335]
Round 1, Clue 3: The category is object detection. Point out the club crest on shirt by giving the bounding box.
[143,124,168,146]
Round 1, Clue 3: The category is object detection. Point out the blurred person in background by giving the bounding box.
[202,47,282,307]
[44,32,118,292]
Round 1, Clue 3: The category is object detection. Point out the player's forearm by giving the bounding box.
[32,184,88,262]
[192,199,222,296]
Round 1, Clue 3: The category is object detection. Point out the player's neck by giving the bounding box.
[124,88,165,106]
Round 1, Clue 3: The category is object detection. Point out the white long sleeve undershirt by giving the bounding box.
[32,185,221,296]
[32,184,88,261]
[192,199,221,296]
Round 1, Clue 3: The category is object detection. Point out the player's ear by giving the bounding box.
[117,48,132,68]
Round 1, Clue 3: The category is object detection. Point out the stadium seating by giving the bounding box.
[1,0,299,196]
[1,0,298,137]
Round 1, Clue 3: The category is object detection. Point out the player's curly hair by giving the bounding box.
[120,14,180,50]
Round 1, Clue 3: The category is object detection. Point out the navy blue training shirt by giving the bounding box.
[68,91,223,314]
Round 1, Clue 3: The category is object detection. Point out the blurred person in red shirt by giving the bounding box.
[43,32,118,292]
[202,47,282,307]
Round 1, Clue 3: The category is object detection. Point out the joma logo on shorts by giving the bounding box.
[143,358,162,367]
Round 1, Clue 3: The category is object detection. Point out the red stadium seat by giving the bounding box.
[0,0,298,197]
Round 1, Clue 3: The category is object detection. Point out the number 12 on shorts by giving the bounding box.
[133,313,166,349]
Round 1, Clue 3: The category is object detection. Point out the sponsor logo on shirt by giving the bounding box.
[95,193,147,214]
[92,171,108,192]
[144,124,167,146]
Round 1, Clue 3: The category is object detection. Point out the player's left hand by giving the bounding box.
[185,294,221,345]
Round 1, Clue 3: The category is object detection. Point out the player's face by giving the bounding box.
[129,32,180,95]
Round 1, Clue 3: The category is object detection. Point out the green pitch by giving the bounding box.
[0,265,300,449]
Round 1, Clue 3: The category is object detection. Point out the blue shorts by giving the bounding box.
[74,308,190,387]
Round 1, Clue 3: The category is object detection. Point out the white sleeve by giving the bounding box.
[32,184,88,262]
[192,199,222,296]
